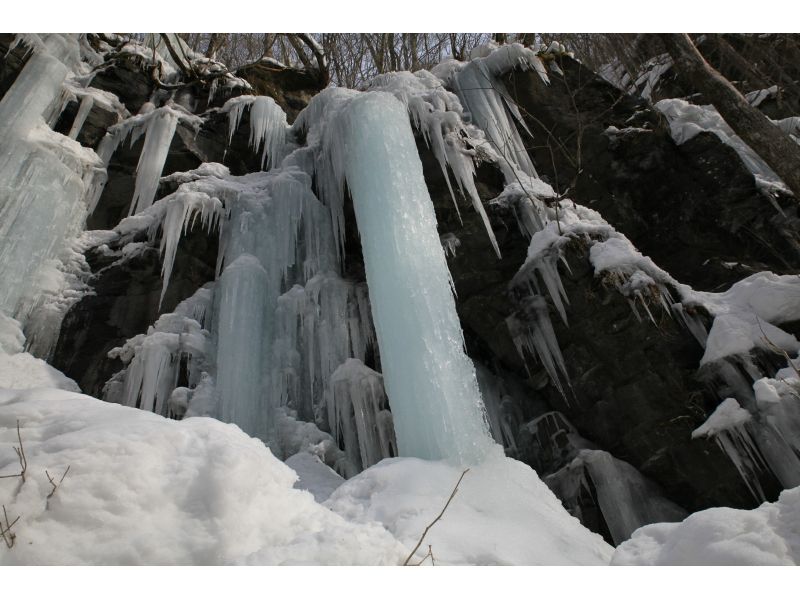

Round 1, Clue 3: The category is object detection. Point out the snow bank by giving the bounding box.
[612,486,800,565]
[325,451,614,565]
[0,388,405,565]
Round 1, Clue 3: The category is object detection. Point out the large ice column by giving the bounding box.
[341,92,494,464]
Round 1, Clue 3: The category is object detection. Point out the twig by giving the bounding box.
[413,544,435,566]
[0,505,19,549]
[0,421,27,483]
[46,465,71,501]
[402,468,469,566]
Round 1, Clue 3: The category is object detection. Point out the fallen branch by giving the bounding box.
[0,505,19,549]
[402,468,469,566]
[46,465,71,502]
[0,421,27,483]
[412,544,435,566]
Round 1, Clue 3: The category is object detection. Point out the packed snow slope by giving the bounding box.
[0,387,612,565]
[0,388,405,565]
[325,452,614,565]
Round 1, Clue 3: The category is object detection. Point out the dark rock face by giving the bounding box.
[420,144,781,514]
[504,56,800,291]
[413,52,797,536]
[52,96,121,149]
[236,61,327,122]
[0,34,29,98]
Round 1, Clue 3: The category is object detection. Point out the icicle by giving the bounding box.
[222,95,288,170]
[452,47,542,183]
[506,295,570,398]
[367,70,502,256]
[440,233,461,258]
[128,108,179,214]
[474,363,524,451]
[67,94,94,140]
[672,303,709,347]
[106,285,213,416]
[214,253,270,441]
[692,398,768,502]
[752,377,800,488]
[272,272,376,425]
[155,188,225,307]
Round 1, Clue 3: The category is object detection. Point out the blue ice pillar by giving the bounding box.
[215,253,270,440]
[342,92,495,464]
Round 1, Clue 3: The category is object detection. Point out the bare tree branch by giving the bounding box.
[402,468,469,566]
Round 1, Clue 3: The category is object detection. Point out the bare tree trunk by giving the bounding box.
[711,34,770,90]
[493,33,507,45]
[205,33,223,59]
[660,33,800,200]
[262,33,277,58]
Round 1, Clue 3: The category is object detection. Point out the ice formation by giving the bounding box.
[222,95,289,169]
[366,70,501,256]
[5,31,800,566]
[106,285,213,418]
[0,34,106,329]
[692,398,768,501]
[474,363,525,451]
[545,449,688,545]
[331,92,495,464]
[99,103,203,216]
[447,43,547,183]
[326,359,396,471]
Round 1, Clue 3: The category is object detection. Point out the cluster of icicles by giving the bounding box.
[65,39,561,473]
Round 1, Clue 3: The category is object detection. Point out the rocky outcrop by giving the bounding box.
[504,55,800,292]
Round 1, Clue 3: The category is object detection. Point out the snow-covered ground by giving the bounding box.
[0,381,614,565]
[4,375,798,565]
